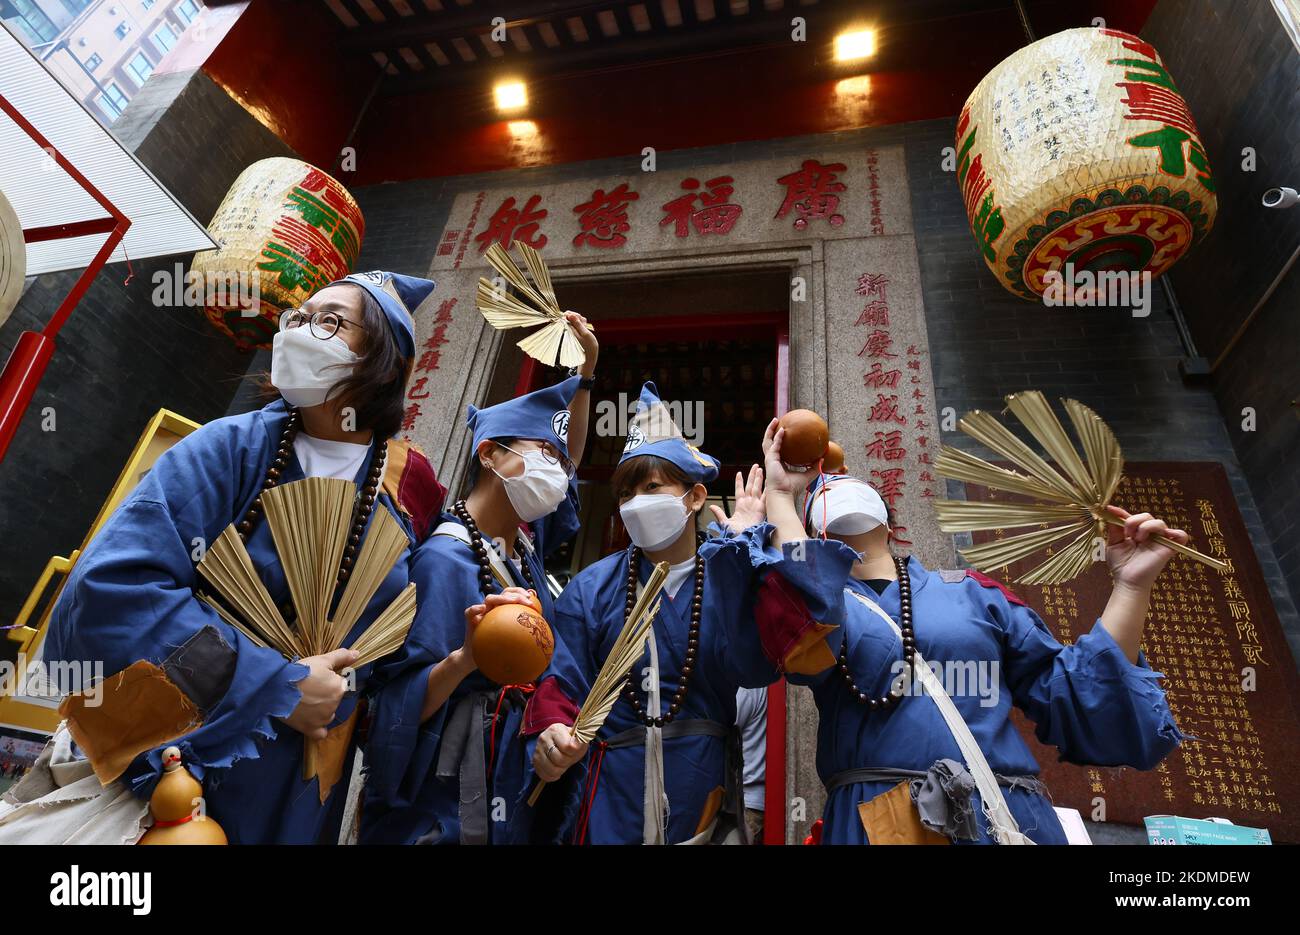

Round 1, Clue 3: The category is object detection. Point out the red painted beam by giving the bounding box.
[23,217,119,243]
[765,321,790,844]
[0,91,131,463]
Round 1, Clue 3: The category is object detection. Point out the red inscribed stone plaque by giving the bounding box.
[967,462,1300,841]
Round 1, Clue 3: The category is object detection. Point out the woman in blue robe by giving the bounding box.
[360,313,599,845]
[779,472,1187,845]
[43,271,447,844]
[535,384,852,844]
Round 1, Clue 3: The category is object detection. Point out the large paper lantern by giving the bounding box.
[957,27,1216,300]
[190,158,364,350]
[0,188,25,329]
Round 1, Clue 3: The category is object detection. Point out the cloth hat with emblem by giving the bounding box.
[467,374,582,461]
[802,472,889,534]
[619,381,720,484]
[330,271,436,361]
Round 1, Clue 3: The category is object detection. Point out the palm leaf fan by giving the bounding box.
[477,241,590,369]
[196,477,419,781]
[526,561,670,806]
[932,390,1229,585]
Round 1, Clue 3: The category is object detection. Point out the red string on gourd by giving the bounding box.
[488,682,535,773]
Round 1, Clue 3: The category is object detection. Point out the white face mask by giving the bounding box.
[492,446,570,523]
[620,491,692,552]
[270,326,360,408]
[807,479,888,536]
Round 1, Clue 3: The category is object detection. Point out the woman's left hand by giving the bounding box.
[710,463,765,533]
[762,417,817,496]
[533,723,588,782]
[565,311,599,376]
[1104,505,1190,591]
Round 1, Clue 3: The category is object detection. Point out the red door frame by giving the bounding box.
[512,310,792,843]
[766,322,789,844]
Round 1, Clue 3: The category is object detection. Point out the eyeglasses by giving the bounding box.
[503,442,576,479]
[279,308,363,340]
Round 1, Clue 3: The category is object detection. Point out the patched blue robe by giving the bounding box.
[791,553,1185,845]
[44,399,431,845]
[360,481,584,845]
[548,523,850,844]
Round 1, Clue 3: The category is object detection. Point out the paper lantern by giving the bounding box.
[957,27,1216,300]
[0,188,25,330]
[190,158,364,350]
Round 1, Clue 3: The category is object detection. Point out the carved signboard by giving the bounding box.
[969,461,1300,841]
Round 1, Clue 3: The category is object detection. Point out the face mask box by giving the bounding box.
[1144,815,1272,845]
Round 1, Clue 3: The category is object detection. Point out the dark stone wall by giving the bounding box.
[0,69,296,633]
[1142,0,1300,668]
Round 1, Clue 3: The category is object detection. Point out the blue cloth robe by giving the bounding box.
[549,523,848,845]
[359,480,584,844]
[792,554,1185,845]
[44,399,424,845]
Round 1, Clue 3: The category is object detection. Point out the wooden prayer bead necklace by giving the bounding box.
[451,498,537,597]
[620,534,705,728]
[838,554,914,709]
[235,408,387,586]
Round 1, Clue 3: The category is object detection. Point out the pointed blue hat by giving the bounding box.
[618,381,719,484]
[467,374,582,460]
[331,270,435,360]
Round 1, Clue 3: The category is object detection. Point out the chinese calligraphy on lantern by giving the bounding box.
[1104,28,1215,192]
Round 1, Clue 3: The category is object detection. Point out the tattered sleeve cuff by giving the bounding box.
[1059,619,1186,768]
[756,569,838,676]
[522,675,579,736]
[61,625,306,789]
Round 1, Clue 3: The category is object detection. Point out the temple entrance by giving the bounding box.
[501,267,791,585]
[496,266,794,844]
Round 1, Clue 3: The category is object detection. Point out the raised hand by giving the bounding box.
[709,463,765,533]
[762,417,818,496]
[1104,505,1190,590]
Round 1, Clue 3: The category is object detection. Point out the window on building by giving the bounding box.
[151,22,177,53]
[85,52,103,71]
[96,82,129,122]
[140,0,156,9]
[7,0,60,44]
[126,51,153,86]
[60,1,94,14]
[175,0,199,25]
[114,21,131,40]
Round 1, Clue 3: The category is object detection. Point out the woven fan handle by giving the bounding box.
[303,736,319,782]
[525,723,583,807]
[1099,514,1229,574]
